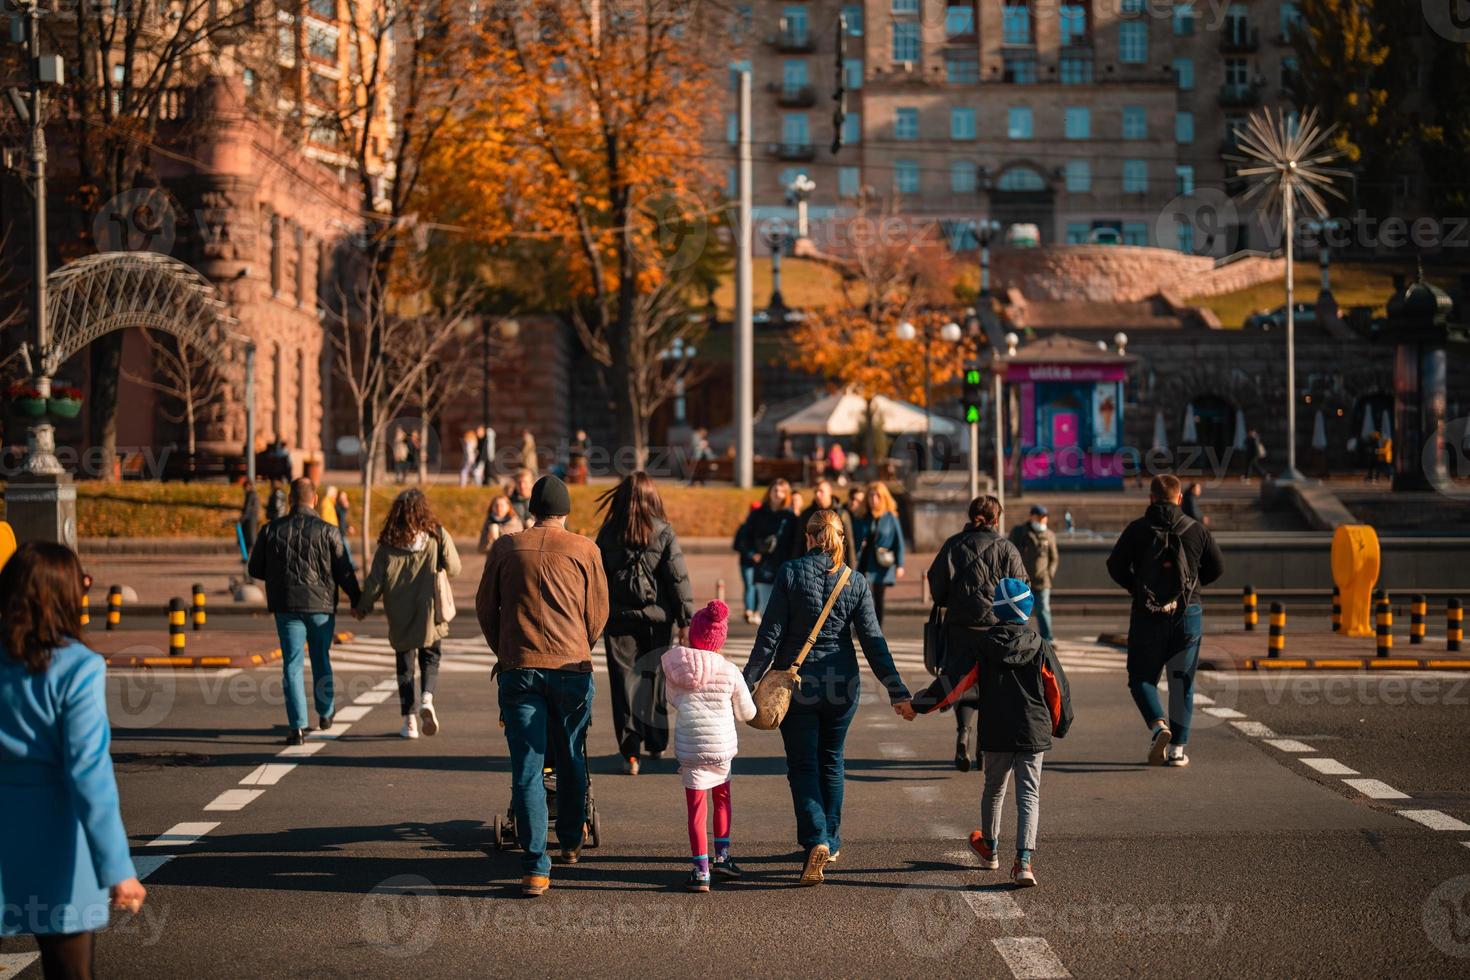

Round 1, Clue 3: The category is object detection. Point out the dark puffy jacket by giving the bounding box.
[912,623,1073,753]
[1106,502,1224,611]
[926,524,1030,629]
[792,503,856,567]
[596,518,695,633]
[742,551,911,705]
[737,504,800,585]
[247,505,361,613]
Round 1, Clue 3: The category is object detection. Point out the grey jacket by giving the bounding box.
[356,527,462,652]
[1008,521,1060,590]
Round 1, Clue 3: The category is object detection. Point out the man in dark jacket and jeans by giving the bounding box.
[1106,474,1224,768]
[248,478,361,745]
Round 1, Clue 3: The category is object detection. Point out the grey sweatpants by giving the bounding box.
[981,751,1044,853]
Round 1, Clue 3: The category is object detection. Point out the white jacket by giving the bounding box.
[661,645,757,766]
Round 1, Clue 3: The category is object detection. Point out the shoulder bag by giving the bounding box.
[748,565,852,731]
[923,602,946,676]
[433,527,457,625]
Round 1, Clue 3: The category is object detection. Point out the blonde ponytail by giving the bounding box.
[806,510,845,574]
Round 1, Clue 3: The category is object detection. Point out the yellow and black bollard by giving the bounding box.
[1375,598,1393,658]
[168,598,187,655]
[106,585,123,630]
[1450,599,1464,652]
[1410,594,1426,645]
[1268,602,1286,658]
[1331,586,1341,633]
[192,583,207,631]
[1243,586,1258,631]
[80,592,90,627]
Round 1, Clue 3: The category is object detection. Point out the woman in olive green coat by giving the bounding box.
[356,489,462,738]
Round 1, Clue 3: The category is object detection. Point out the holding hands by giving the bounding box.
[893,699,917,721]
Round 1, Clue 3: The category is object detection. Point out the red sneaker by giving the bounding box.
[968,831,1000,870]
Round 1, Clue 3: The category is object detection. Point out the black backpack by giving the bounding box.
[1136,516,1197,614]
[612,547,659,608]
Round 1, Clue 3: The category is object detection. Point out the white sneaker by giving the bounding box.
[419,694,439,736]
[400,715,419,739]
[750,611,762,625]
[1165,745,1190,767]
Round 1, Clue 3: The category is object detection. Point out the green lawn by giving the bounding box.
[1182,261,1455,330]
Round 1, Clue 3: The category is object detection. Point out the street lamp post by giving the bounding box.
[896,318,962,471]
[974,218,1002,296]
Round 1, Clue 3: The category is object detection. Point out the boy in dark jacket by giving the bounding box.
[909,578,1072,888]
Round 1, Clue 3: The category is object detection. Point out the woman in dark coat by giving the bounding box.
[855,481,905,625]
[733,479,799,623]
[743,510,913,886]
[595,471,695,775]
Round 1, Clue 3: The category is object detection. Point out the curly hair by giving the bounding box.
[1,542,85,673]
[378,488,440,548]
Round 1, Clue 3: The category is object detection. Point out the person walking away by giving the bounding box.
[1244,428,1268,481]
[506,468,535,526]
[730,500,763,623]
[1106,474,1223,767]
[266,477,288,522]
[743,511,913,886]
[248,478,361,744]
[239,478,261,554]
[793,479,857,567]
[476,476,609,896]
[661,600,757,892]
[735,480,800,623]
[520,428,539,477]
[355,489,462,738]
[568,429,590,485]
[856,481,905,625]
[478,494,525,553]
[928,495,1029,772]
[0,543,148,974]
[335,489,356,571]
[909,577,1072,888]
[477,425,496,485]
[1008,504,1059,641]
[460,429,480,487]
[1181,482,1207,525]
[392,429,410,484]
[595,472,695,774]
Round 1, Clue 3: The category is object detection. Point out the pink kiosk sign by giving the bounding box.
[1004,338,1134,491]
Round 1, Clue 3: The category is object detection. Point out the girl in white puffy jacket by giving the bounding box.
[660,599,757,893]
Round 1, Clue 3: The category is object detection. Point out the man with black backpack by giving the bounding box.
[1106,474,1224,768]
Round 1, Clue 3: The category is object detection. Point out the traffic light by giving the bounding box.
[962,361,983,425]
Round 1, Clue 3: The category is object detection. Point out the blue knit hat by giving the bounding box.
[993,578,1034,623]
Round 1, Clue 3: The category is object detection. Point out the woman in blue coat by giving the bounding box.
[855,482,905,625]
[0,542,146,977]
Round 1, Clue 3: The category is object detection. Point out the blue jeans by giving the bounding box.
[1033,588,1054,641]
[740,565,758,613]
[1126,604,1203,745]
[753,582,774,613]
[779,691,858,853]
[274,612,337,730]
[497,668,594,877]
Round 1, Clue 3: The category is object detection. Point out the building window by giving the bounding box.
[243,68,257,96]
[1224,57,1249,87]
[1123,222,1149,246]
[893,0,919,12]
[782,113,809,145]
[306,23,338,61]
[1173,3,1195,35]
[1004,54,1037,83]
[268,210,282,296]
[726,166,737,197]
[1123,159,1149,193]
[895,159,921,195]
[295,226,308,306]
[998,167,1046,190]
[945,53,979,83]
[839,166,862,197]
[1122,105,1147,139]
[783,59,808,92]
[951,107,976,139]
[1119,21,1147,62]
[1064,106,1090,140]
[843,3,863,35]
[1066,223,1090,245]
[1176,111,1194,143]
[1280,1,1302,40]
[727,112,738,145]
[1177,221,1195,254]
[778,167,811,190]
[1002,2,1031,44]
[946,4,975,36]
[781,6,809,44]
[845,58,864,90]
[1008,106,1033,139]
[893,22,920,61]
[729,59,751,91]
[1224,3,1249,43]
[843,111,862,145]
[895,107,919,140]
[1059,3,1087,44]
[308,0,336,18]
[1120,0,1147,13]
[1176,165,1195,195]
[951,159,978,194]
[1173,57,1194,90]
[1059,54,1093,84]
[1281,55,1298,90]
[1064,160,1091,192]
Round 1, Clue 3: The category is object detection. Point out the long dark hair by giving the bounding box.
[0,541,86,673]
[596,471,667,549]
[378,489,440,548]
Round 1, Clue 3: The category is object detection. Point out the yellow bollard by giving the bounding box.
[1375,599,1393,658]
[192,583,207,631]
[107,585,123,630]
[1268,602,1286,658]
[1242,586,1258,631]
[1410,594,1426,645]
[1331,525,1381,638]
[1450,599,1463,652]
[0,520,15,573]
[169,598,187,655]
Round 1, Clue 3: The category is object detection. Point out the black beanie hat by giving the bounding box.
[529,474,572,519]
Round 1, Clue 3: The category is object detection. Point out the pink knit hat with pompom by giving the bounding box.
[689,599,729,652]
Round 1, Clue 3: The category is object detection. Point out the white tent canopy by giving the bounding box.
[775,390,961,437]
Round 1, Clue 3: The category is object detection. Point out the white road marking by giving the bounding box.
[1263,739,1316,753]
[132,854,174,880]
[1301,758,1358,776]
[880,743,916,759]
[353,690,393,705]
[1342,778,1409,800]
[870,722,898,729]
[373,678,398,691]
[1398,810,1470,832]
[929,824,965,839]
[1462,841,1470,849]
[277,741,326,758]
[1202,707,1247,719]
[1191,692,1215,705]
[308,725,351,740]
[1230,721,1277,738]
[239,763,297,786]
[945,848,977,865]
[0,953,40,977]
[204,788,265,811]
[964,888,1025,920]
[992,937,1072,979]
[904,785,940,803]
[147,821,220,847]
[332,705,374,722]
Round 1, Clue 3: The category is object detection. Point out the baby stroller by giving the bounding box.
[492,713,602,852]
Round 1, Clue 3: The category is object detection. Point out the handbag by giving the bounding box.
[923,603,946,676]
[433,527,457,625]
[875,546,897,569]
[748,566,852,731]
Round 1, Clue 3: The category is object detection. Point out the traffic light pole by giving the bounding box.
[733,68,754,489]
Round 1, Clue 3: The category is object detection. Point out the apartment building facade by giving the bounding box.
[734,0,1304,253]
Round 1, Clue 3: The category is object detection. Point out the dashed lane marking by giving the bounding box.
[992,936,1072,979]
[1398,810,1470,832]
[880,743,917,759]
[353,690,393,705]
[1202,706,1247,719]
[1230,720,1277,738]
[373,678,398,691]
[204,788,266,811]
[1263,739,1316,753]
[1301,758,1358,776]
[904,785,940,804]
[239,763,297,787]
[332,704,374,722]
[1191,692,1215,705]
[132,855,174,880]
[0,953,40,977]
[1342,778,1409,800]
[277,741,326,758]
[964,888,1025,920]
[308,725,352,740]
[146,822,220,847]
[929,823,966,839]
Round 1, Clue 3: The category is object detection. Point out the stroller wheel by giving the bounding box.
[493,814,507,851]
[588,809,602,849]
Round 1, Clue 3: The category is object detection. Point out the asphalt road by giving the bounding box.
[2,615,1468,978]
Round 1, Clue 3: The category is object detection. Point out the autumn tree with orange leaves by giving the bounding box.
[424,0,727,467]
